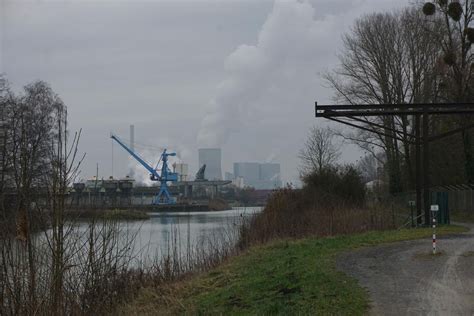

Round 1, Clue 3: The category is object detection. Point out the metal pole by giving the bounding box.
[423,110,431,225]
[431,205,438,255]
[432,214,437,254]
[111,139,114,178]
[416,114,422,225]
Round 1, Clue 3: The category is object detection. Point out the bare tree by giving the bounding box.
[45,104,86,314]
[14,82,66,311]
[299,126,340,175]
[421,0,474,182]
[0,80,84,315]
[325,8,442,193]
[356,153,386,183]
[0,76,9,220]
[0,78,146,315]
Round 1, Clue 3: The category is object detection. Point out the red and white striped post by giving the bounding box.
[431,204,439,255]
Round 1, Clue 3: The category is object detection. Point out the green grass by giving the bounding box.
[102,209,150,220]
[451,211,474,223]
[123,225,468,315]
[66,209,150,221]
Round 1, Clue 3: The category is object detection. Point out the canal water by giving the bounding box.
[1,207,262,310]
[71,206,261,267]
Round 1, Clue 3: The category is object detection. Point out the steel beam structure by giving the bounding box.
[315,102,474,225]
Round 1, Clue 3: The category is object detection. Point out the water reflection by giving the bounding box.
[79,207,261,266]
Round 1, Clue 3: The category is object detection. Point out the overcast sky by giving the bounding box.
[1,0,411,184]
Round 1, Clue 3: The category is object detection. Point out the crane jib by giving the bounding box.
[110,135,160,179]
[110,134,179,204]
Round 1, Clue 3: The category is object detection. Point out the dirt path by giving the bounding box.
[337,224,474,315]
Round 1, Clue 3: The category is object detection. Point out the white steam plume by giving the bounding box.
[197,0,406,183]
[126,144,188,186]
[197,0,335,147]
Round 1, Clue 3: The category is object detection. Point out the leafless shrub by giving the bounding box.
[239,187,394,248]
[0,79,143,315]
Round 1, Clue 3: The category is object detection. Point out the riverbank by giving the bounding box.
[67,199,231,214]
[65,209,150,220]
[119,225,467,315]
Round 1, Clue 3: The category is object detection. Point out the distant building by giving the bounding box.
[233,176,244,188]
[198,148,222,180]
[174,163,189,181]
[233,162,282,190]
[260,163,280,182]
[233,162,260,186]
[224,172,234,181]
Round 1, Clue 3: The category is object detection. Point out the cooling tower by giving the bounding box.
[198,148,222,180]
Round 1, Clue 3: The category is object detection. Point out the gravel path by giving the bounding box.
[337,224,474,315]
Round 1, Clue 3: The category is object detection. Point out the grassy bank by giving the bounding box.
[66,209,150,220]
[121,225,467,315]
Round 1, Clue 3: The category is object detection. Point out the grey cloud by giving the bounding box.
[2,0,409,183]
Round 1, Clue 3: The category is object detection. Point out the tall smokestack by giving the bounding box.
[130,124,135,152]
[128,124,135,178]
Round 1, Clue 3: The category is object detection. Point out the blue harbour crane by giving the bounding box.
[110,134,178,204]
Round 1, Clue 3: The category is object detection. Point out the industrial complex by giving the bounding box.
[198,148,222,180]
[70,126,282,209]
[233,162,282,190]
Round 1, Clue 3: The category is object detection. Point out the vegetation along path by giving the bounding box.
[120,226,466,315]
[337,223,474,315]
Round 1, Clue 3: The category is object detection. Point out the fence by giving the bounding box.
[372,190,452,226]
[440,186,474,213]
[389,186,474,226]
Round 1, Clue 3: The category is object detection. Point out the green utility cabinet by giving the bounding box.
[432,191,450,224]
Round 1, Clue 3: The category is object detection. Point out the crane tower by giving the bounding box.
[110,134,178,204]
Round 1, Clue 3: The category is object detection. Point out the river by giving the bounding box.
[70,206,261,267]
[0,207,262,313]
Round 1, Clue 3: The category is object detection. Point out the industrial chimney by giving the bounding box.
[128,124,135,177]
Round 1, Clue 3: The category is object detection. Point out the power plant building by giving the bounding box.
[174,163,189,181]
[198,148,222,180]
[224,172,234,181]
[233,163,260,186]
[233,162,282,190]
[260,163,281,182]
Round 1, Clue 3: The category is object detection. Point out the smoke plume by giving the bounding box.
[197,0,335,147]
[196,0,406,182]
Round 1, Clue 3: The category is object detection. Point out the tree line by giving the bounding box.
[0,77,84,225]
[319,1,474,194]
